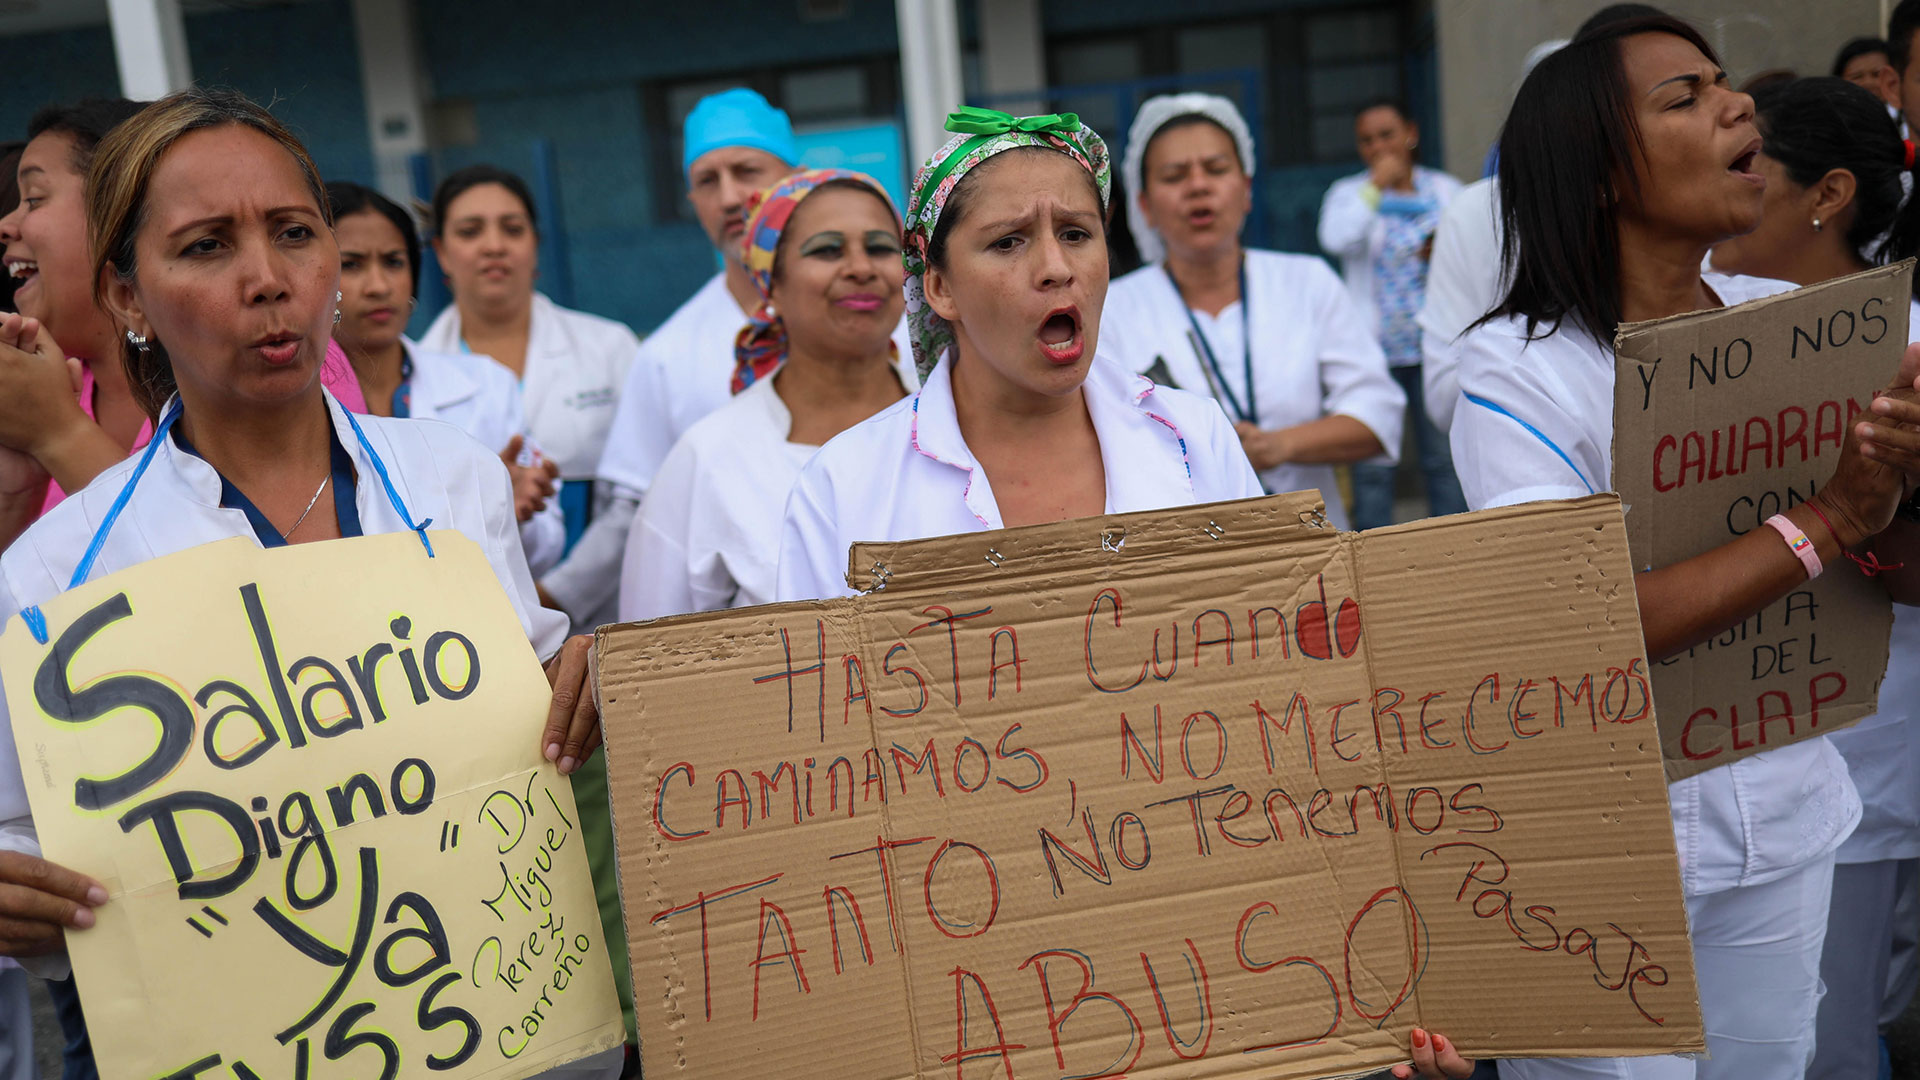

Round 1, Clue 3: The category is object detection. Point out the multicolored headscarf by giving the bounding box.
[903,107,1112,381]
[731,167,903,394]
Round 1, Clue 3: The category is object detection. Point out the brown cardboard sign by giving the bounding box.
[1613,262,1908,781]
[596,494,1703,1080]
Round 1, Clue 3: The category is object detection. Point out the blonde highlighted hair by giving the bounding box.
[87,88,332,417]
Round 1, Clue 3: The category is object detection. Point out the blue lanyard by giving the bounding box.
[19,397,434,646]
[392,352,414,419]
[1165,260,1255,425]
[171,421,363,547]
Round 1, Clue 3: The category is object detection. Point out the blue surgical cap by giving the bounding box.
[682,89,798,176]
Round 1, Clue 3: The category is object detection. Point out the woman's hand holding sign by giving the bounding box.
[1386,1028,1474,1079]
[0,849,106,957]
[542,634,602,775]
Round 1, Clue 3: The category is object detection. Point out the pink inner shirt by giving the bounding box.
[38,339,368,512]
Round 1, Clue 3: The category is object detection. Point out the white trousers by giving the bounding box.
[1499,850,1835,1080]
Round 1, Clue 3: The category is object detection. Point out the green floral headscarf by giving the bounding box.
[902,107,1112,381]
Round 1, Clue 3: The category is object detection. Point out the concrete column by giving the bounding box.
[896,0,966,170]
[978,0,1045,114]
[351,0,433,204]
[107,0,191,100]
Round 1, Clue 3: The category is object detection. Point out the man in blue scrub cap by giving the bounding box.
[596,89,800,513]
[572,88,798,1070]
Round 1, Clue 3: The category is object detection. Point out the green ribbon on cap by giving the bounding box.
[911,108,1090,232]
[942,106,1084,137]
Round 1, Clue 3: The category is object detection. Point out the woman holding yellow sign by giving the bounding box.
[0,88,610,1069]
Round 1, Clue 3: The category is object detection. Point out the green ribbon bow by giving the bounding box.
[912,108,1089,229]
[943,106,1083,137]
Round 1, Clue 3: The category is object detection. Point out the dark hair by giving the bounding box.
[28,98,147,174]
[925,146,1106,271]
[431,164,536,238]
[1490,13,1721,339]
[1892,0,1920,74]
[1352,98,1412,125]
[326,180,421,298]
[1833,37,1892,77]
[0,141,24,314]
[1740,69,1797,96]
[1576,3,1665,37]
[90,88,331,417]
[1757,76,1920,298]
[1141,114,1246,179]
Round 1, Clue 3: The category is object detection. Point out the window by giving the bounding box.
[643,57,898,222]
[1036,3,1417,168]
[1301,9,1404,161]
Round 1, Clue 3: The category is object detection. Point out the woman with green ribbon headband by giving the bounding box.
[773,108,1264,599]
[900,106,1112,381]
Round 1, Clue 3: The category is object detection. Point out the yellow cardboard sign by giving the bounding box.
[1,532,623,1080]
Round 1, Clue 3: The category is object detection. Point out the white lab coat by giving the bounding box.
[598,272,917,503]
[1416,177,1503,434]
[1453,273,1861,1080]
[1317,165,1464,339]
[597,273,750,502]
[1100,250,1405,530]
[0,391,570,979]
[419,291,639,633]
[1448,271,1862,897]
[1829,299,1920,865]
[418,292,637,482]
[776,353,1265,602]
[402,340,565,577]
[586,273,914,629]
[619,377,828,621]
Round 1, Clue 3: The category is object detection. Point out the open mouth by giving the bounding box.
[5,258,37,284]
[1037,307,1084,364]
[1728,140,1763,183]
[1187,208,1217,228]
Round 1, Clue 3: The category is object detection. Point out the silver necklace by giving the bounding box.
[282,474,331,539]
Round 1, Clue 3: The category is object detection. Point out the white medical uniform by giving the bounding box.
[596,272,915,616]
[402,340,565,576]
[418,292,639,632]
[776,353,1264,602]
[1452,273,1861,1080]
[1100,249,1404,530]
[598,272,751,504]
[1316,165,1465,336]
[621,375,873,620]
[1416,177,1503,434]
[1807,300,1920,1080]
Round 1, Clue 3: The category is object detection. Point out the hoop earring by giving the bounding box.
[125,329,150,354]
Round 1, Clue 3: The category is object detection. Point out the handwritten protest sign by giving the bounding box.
[597,493,1703,1080]
[0,532,624,1080]
[1613,262,1908,780]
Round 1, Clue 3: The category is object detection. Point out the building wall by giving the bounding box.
[0,1,373,186]
[0,0,1437,335]
[1435,0,1886,180]
[413,0,906,331]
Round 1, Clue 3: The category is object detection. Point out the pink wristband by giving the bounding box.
[1765,514,1822,580]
